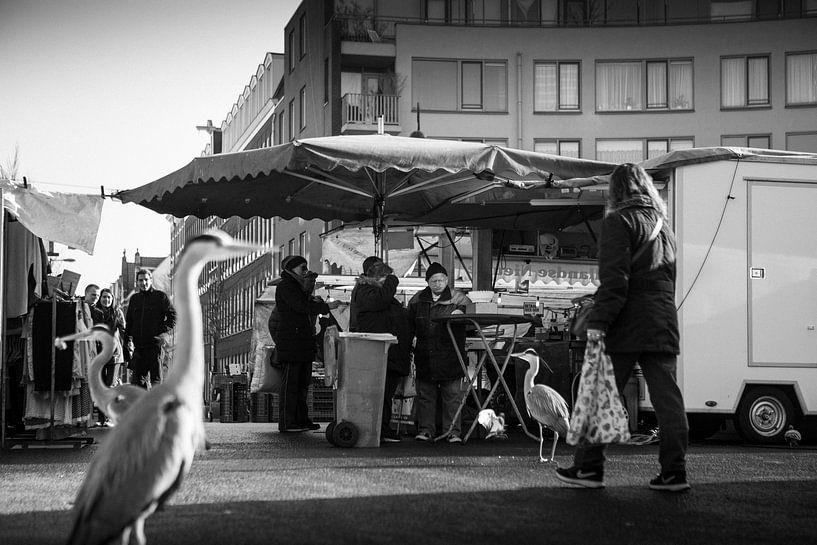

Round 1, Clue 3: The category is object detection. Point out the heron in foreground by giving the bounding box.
[55,324,146,426]
[66,231,261,545]
[513,348,570,463]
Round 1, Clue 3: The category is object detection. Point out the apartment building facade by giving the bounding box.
[175,0,816,373]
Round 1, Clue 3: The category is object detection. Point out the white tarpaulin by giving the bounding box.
[1,179,103,254]
[321,229,420,277]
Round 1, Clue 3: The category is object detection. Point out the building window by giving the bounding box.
[299,231,308,263]
[534,139,580,158]
[323,58,329,104]
[277,111,285,144]
[786,52,817,106]
[534,61,580,112]
[299,86,307,131]
[596,59,693,111]
[288,29,295,72]
[412,58,507,112]
[299,13,306,59]
[288,99,295,141]
[721,134,771,148]
[786,132,817,153]
[721,55,769,108]
[597,137,693,162]
[288,239,295,257]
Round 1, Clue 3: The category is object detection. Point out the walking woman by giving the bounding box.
[555,163,690,491]
[94,288,127,425]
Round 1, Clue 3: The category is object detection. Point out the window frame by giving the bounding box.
[596,57,694,113]
[595,136,695,162]
[299,13,307,60]
[720,54,771,110]
[533,138,582,158]
[288,29,295,72]
[533,60,581,113]
[785,50,817,107]
[299,86,307,131]
[412,57,508,113]
[720,133,772,148]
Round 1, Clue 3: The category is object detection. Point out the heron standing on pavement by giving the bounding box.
[66,231,261,545]
[513,348,570,463]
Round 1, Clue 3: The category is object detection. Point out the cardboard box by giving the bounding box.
[466,301,498,314]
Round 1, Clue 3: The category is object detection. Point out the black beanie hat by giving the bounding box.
[425,262,447,281]
[362,255,382,276]
[282,255,307,272]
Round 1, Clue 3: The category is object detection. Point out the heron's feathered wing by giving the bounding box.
[527,384,569,437]
[66,385,203,545]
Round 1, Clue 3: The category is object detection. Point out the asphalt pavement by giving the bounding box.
[1,422,816,545]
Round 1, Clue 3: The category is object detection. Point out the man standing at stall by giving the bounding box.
[125,268,176,388]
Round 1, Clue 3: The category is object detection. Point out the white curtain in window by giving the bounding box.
[747,57,768,105]
[484,62,507,111]
[559,141,580,158]
[597,139,643,163]
[559,63,579,109]
[647,140,669,159]
[534,141,558,154]
[787,53,817,104]
[647,62,667,108]
[462,62,483,108]
[669,139,694,151]
[669,61,693,109]
[534,63,557,110]
[721,57,745,107]
[597,62,642,111]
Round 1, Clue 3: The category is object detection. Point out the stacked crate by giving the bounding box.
[265,378,335,423]
[213,373,250,423]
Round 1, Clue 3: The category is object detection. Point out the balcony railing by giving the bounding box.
[342,93,399,126]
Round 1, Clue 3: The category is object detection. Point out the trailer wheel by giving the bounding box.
[325,421,338,446]
[332,420,359,448]
[735,387,796,444]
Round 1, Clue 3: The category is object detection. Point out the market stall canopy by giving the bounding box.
[1,178,103,254]
[116,135,616,232]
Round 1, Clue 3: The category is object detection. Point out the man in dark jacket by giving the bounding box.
[125,268,176,388]
[407,262,471,443]
[350,257,411,443]
[556,163,689,492]
[270,255,337,433]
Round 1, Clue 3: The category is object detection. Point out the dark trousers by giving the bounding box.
[381,370,402,435]
[129,343,162,389]
[279,360,312,430]
[97,362,117,423]
[572,351,689,474]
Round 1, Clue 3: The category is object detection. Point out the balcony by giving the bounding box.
[341,93,401,135]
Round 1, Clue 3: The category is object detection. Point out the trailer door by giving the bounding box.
[748,181,817,367]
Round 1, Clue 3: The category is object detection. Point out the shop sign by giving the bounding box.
[494,258,600,290]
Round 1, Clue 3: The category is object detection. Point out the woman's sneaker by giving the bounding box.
[649,470,691,492]
[554,466,605,489]
[415,432,431,441]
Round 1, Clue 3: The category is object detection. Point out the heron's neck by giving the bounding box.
[88,336,115,406]
[164,252,205,399]
[524,358,539,396]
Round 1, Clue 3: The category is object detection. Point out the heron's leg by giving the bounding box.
[538,424,546,462]
[120,526,131,545]
[134,517,147,545]
[549,431,559,463]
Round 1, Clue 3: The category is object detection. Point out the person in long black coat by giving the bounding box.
[269,255,336,432]
[556,163,690,492]
[349,257,411,443]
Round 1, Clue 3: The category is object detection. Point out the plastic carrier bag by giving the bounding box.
[567,338,631,446]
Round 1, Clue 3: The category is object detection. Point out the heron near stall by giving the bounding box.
[513,348,570,463]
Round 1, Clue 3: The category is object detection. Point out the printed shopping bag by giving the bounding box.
[566,338,631,446]
[250,344,283,394]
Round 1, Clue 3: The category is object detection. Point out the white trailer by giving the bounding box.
[637,149,817,443]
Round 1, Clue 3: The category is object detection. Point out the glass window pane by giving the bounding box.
[596,62,642,111]
[647,140,669,159]
[786,53,817,105]
[534,141,558,154]
[747,57,769,105]
[786,132,817,153]
[484,62,506,111]
[559,63,580,109]
[534,63,557,111]
[721,135,747,147]
[647,62,668,108]
[559,140,580,158]
[427,0,446,21]
[747,135,770,149]
[412,60,457,110]
[721,57,746,107]
[669,60,693,109]
[462,62,483,109]
[597,139,643,162]
[669,139,694,151]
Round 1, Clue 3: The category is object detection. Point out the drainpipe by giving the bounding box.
[516,52,523,149]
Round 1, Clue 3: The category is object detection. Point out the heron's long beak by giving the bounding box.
[224,241,267,259]
[54,329,94,349]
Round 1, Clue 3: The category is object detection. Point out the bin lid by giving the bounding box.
[339,332,397,343]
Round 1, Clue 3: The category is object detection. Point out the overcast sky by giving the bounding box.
[0,0,301,291]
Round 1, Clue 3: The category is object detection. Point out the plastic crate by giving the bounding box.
[266,383,335,423]
[251,393,272,423]
[213,374,250,423]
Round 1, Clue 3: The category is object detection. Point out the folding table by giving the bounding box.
[432,313,537,443]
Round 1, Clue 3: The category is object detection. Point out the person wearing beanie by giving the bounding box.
[407,262,472,443]
[349,259,411,443]
[361,255,382,276]
[269,255,338,433]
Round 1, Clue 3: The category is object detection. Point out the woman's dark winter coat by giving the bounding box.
[407,286,471,382]
[588,199,680,354]
[349,274,411,376]
[269,273,330,363]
